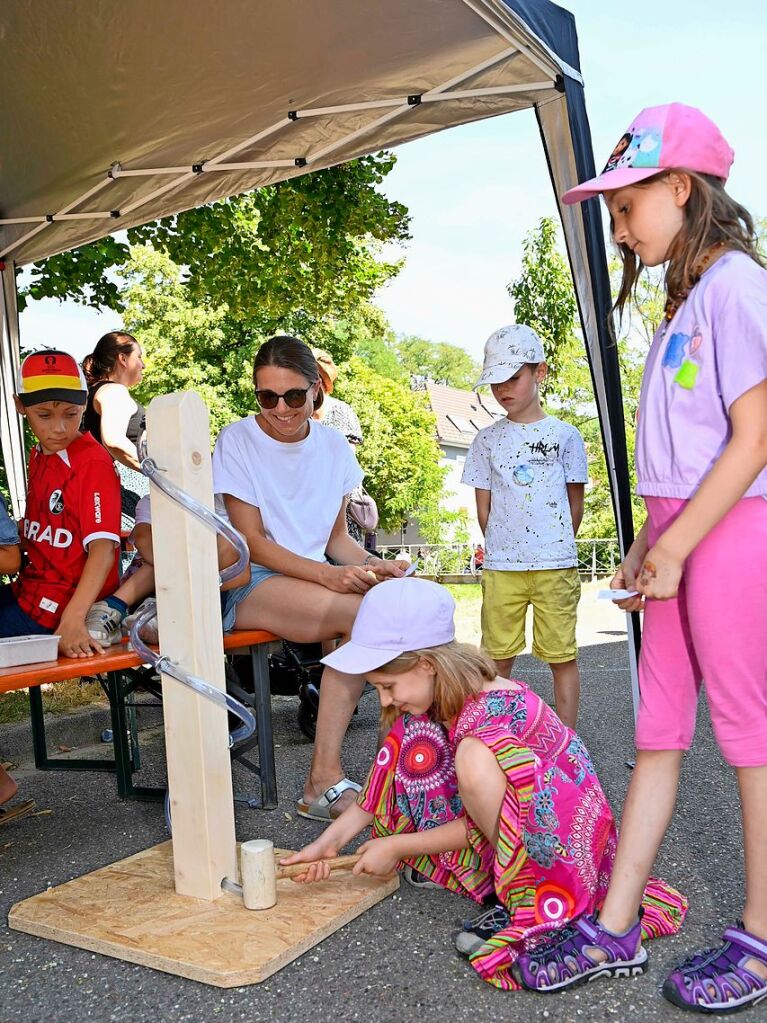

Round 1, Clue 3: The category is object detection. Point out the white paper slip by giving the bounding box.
[597,588,639,601]
[403,562,418,577]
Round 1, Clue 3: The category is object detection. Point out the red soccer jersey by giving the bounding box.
[13,432,121,629]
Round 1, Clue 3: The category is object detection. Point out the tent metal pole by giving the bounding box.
[0,175,114,259]
[308,45,552,168]
[460,0,561,79]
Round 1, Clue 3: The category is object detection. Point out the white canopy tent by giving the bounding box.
[0,0,635,600]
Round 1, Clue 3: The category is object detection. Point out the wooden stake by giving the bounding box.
[147,391,236,900]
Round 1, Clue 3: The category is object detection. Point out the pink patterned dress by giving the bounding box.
[358,684,687,989]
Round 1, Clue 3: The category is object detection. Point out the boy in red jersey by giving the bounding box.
[0,350,121,658]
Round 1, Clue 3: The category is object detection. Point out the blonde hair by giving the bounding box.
[612,170,764,320]
[376,640,496,732]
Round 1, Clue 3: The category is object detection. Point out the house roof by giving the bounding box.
[425,383,504,448]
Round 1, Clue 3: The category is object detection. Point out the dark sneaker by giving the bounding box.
[85,600,124,645]
[662,923,767,1014]
[455,902,511,956]
[401,865,442,890]
[514,913,646,992]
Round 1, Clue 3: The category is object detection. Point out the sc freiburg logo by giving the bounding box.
[48,489,64,515]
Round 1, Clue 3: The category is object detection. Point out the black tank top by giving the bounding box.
[83,380,145,448]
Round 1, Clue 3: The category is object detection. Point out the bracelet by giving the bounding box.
[363,553,379,566]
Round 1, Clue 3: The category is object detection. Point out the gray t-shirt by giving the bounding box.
[462,415,587,570]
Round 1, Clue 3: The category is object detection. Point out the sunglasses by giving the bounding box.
[255,385,313,410]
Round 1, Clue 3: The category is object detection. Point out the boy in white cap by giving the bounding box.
[461,325,587,727]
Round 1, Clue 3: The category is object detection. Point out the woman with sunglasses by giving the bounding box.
[212,335,408,821]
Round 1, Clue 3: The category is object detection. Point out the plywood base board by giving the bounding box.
[8,840,399,987]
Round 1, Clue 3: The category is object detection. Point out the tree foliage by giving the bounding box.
[334,358,448,539]
[393,335,480,390]
[507,217,581,395]
[123,247,250,437]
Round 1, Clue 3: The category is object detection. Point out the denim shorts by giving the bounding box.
[0,584,54,637]
[221,563,279,632]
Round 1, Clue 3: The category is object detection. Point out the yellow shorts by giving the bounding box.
[480,567,580,663]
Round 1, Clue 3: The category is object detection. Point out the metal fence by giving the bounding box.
[376,539,621,580]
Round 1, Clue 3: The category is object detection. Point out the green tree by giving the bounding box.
[507,217,583,396]
[122,246,249,436]
[334,358,448,539]
[395,335,480,389]
[327,303,408,383]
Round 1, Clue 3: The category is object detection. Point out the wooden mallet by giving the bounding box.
[238,839,361,910]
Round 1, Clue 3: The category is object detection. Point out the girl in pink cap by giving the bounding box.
[514,104,767,1014]
[281,578,685,991]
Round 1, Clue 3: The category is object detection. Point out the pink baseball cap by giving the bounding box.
[321,578,455,675]
[562,103,734,205]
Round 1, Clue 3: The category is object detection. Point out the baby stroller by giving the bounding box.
[228,640,323,740]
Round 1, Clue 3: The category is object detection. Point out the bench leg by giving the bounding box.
[28,685,116,773]
[105,670,164,802]
[251,644,278,809]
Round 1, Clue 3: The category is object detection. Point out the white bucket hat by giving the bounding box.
[321,578,455,675]
[475,324,545,388]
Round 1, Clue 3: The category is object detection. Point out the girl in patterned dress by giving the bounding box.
[281,578,686,990]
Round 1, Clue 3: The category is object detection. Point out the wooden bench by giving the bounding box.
[0,630,280,809]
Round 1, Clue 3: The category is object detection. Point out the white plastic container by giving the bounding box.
[0,634,60,668]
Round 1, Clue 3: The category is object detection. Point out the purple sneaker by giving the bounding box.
[514,913,647,992]
[662,923,767,1014]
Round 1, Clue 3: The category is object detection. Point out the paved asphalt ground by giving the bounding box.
[0,602,760,1023]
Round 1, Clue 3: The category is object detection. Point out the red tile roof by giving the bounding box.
[425,383,504,447]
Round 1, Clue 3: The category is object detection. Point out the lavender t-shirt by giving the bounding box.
[636,251,767,499]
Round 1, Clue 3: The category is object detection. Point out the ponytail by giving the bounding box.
[82,331,138,387]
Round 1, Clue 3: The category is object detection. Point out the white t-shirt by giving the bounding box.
[212,416,363,562]
[461,415,588,571]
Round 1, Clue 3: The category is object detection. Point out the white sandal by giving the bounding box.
[296,779,361,822]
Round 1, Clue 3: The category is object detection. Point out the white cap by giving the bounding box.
[475,324,545,388]
[321,578,455,675]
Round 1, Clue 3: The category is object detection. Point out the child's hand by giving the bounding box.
[279,837,340,884]
[636,541,683,600]
[56,612,104,658]
[610,566,644,612]
[351,836,401,878]
[610,530,650,611]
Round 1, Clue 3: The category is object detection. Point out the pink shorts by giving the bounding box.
[636,496,767,767]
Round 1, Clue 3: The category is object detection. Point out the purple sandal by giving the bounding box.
[514,912,647,992]
[662,923,767,1014]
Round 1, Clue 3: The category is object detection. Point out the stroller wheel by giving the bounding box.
[297,697,317,740]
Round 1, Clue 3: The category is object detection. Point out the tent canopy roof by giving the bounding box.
[0,0,580,266]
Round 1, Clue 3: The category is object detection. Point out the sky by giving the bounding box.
[17,1,767,364]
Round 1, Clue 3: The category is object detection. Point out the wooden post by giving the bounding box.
[147,391,236,900]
